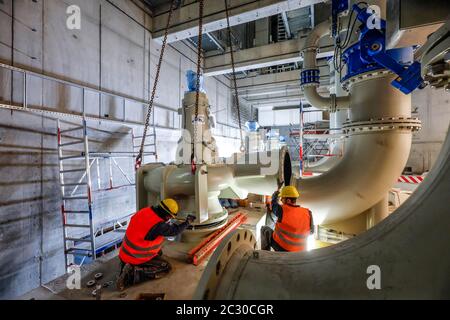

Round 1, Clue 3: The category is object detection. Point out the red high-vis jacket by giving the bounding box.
[119,207,164,265]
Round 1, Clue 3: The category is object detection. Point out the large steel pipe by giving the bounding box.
[194,125,450,299]
[138,147,292,222]
[297,74,417,224]
[297,0,419,224]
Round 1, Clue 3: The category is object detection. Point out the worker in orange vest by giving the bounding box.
[116,199,195,290]
[261,186,314,252]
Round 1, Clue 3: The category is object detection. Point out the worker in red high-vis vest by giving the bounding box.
[116,199,195,291]
[261,186,314,252]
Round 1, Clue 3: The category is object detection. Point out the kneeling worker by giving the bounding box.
[261,186,314,252]
[117,198,195,290]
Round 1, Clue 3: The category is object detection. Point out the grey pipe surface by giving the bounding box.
[302,20,350,111]
[197,124,450,299]
[297,74,413,224]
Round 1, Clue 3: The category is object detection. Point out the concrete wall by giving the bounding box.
[0,0,238,299]
[407,87,450,174]
[258,106,323,126]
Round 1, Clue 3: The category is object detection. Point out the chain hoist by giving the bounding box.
[225,0,245,153]
[135,0,176,170]
[191,0,205,174]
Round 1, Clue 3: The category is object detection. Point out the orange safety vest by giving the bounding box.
[272,205,311,252]
[119,207,165,265]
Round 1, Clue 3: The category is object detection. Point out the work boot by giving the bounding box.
[133,258,172,284]
[151,256,172,272]
[116,263,134,291]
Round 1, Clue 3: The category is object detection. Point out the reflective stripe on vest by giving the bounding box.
[119,207,164,265]
[123,234,162,252]
[120,245,158,259]
[272,205,311,252]
[275,226,308,240]
[273,227,307,248]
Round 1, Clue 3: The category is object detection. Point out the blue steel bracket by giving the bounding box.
[368,47,424,94]
[347,3,424,94]
[332,0,349,37]
[300,69,320,86]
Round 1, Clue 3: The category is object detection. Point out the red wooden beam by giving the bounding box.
[188,213,247,266]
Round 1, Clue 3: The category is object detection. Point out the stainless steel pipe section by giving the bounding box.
[196,124,450,299]
[302,19,350,111]
[297,74,413,224]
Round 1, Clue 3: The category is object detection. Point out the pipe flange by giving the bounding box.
[341,70,392,92]
[342,117,422,135]
[193,229,256,300]
[301,47,320,57]
[301,82,320,89]
[300,69,320,87]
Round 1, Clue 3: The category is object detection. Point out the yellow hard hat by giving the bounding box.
[159,198,179,217]
[280,186,300,198]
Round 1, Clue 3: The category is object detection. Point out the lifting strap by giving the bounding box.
[135,0,176,170]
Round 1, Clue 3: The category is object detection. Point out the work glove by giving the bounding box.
[186,215,196,224]
[272,190,280,199]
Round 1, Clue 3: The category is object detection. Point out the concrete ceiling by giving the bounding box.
[140,0,334,109]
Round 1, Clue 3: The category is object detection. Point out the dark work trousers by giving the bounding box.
[260,226,287,252]
[260,226,274,251]
[119,250,171,285]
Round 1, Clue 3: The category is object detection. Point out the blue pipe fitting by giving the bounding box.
[301,69,320,86]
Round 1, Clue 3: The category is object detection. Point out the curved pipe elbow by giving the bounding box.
[303,87,350,111]
[303,86,332,110]
[301,19,350,111]
[304,19,331,52]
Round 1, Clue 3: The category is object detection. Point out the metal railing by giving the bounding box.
[289,108,345,176]
[0,62,243,138]
[0,61,179,127]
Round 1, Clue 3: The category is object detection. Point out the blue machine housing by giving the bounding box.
[340,4,424,94]
[245,121,260,132]
[332,0,349,37]
[186,70,206,93]
[342,43,414,82]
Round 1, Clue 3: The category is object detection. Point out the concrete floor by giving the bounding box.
[20,208,266,300]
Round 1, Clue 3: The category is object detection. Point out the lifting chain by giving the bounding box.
[225,0,245,153]
[135,0,176,171]
[191,0,205,174]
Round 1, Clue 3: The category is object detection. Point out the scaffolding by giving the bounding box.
[132,111,158,164]
[57,114,158,269]
[0,62,165,270]
[290,106,344,176]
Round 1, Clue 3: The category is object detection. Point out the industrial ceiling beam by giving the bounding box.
[206,32,225,52]
[242,86,330,107]
[204,37,333,76]
[152,0,326,43]
[281,11,292,38]
[237,69,301,88]
[236,66,329,89]
[272,105,302,110]
[239,85,301,98]
[245,93,304,103]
